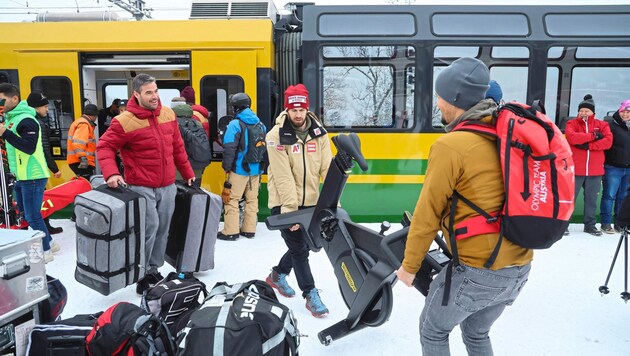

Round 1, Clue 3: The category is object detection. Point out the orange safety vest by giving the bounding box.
[67,115,96,166]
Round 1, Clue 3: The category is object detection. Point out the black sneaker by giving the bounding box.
[564,228,570,236]
[240,231,255,239]
[614,225,624,233]
[144,271,164,285]
[217,231,239,241]
[601,224,615,234]
[48,226,63,235]
[584,226,603,236]
[136,277,151,295]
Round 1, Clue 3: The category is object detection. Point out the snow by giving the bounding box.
[45,219,630,355]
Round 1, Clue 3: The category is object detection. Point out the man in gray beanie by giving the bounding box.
[397,57,532,355]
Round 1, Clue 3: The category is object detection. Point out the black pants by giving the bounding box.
[271,206,315,297]
[69,163,95,180]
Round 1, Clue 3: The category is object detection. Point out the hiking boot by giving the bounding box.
[266,270,296,298]
[50,241,61,254]
[614,225,624,233]
[217,231,239,241]
[305,288,329,318]
[44,250,54,264]
[601,224,615,234]
[584,226,602,236]
[240,231,255,239]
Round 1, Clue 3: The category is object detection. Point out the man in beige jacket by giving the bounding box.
[265,84,333,318]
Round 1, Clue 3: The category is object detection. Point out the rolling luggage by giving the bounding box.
[166,182,220,272]
[74,185,146,295]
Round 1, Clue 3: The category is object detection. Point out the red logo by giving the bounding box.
[276,145,284,151]
[292,144,301,154]
[307,142,316,153]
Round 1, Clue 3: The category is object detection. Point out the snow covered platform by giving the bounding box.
[44,220,629,355]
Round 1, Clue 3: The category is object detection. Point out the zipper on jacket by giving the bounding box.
[152,114,167,186]
[585,120,590,176]
[301,140,307,207]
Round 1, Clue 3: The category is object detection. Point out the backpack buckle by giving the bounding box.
[486,216,499,224]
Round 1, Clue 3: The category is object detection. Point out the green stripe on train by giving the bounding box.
[350,159,427,175]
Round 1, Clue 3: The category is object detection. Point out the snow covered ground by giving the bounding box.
[44,219,629,355]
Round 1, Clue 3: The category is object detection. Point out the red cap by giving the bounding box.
[284,84,309,110]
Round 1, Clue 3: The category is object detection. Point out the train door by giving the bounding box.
[16,52,80,186]
[191,50,256,192]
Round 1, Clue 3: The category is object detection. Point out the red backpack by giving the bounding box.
[451,102,575,268]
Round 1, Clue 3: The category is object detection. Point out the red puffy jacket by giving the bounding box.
[565,115,613,176]
[96,97,194,187]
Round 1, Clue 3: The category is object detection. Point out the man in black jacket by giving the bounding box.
[600,100,630,234]
[27,91,63,235]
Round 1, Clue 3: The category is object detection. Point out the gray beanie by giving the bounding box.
[435,57,490,111]
[578,94,595,113]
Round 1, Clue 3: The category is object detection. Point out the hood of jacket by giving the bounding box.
[612,110,630,130]
[445,99,497,132]
[6,100,36,122]
[126,95,162,120]
[236,108,260,125]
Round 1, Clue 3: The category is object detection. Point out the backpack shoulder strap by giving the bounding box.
[452,120,497,139]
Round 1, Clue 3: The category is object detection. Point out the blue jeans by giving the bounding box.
[14,178,51,251]
[420,263,531,356]
[600,165,630,225]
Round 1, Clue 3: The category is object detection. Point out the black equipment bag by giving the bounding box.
[38,275,68,323]
[141,272,208,334]
[177,280,299,356]
[27,312,103,356]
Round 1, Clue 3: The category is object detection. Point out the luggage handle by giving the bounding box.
[1,252,31,280]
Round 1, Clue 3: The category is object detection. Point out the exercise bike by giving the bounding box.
[265,132,450,345]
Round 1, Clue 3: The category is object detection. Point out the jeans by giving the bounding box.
[128,184,176,272]
[271,206,316,297]
[575,175,602,228]
[14,178,51,251]
[420,263,531,356]
[600,165,630,225]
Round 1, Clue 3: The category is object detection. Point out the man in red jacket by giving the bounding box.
[565,94,613,236]
[96,73,195,294]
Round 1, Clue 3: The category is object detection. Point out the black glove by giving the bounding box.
[594,131,604,140]
[413,260,434,297]
[575,143,589,150]
[78,156,89,169]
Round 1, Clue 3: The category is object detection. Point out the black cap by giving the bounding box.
[118,99,128,107]
[83,104,99,116]
[26,91,48,108]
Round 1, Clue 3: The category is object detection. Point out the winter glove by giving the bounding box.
[78,156,89,169]
[594,131,604,140]
[575,143,589,150]
[222,181,232,204]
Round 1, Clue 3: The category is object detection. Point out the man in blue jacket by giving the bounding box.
[218,93,266,241]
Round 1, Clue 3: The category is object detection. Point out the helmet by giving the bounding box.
[230,93,251,114]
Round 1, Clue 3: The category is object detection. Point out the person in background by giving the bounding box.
[565,94,613,236]
[172,100,210,186]
[485,79,503,105]
[0,83,55,263]
[26,91,63,235]
[396,58,532,354]
[265,84,332,318]
[67,104,98,180]
[181,86,210,137]
[117,99,128,114]
[217,93,266,241]
[96,74,195,295]
[97,98,120,136]
[600,100,630,234]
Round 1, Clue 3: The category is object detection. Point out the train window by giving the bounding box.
[491,47,530,59]
[575,47,630,59]
[104,84,127,108]
[434,47,480,59]
[31,76,73,158]
[545,14,630,37]
[432,14,530,37]
[489,66,528,104]
[200,75,244,160]
[323,46,396,59]
[545,67,560,123]
[432,66,446,129]
[569,66,630,117]
[548,47,565,59]
[318,13,416,36]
